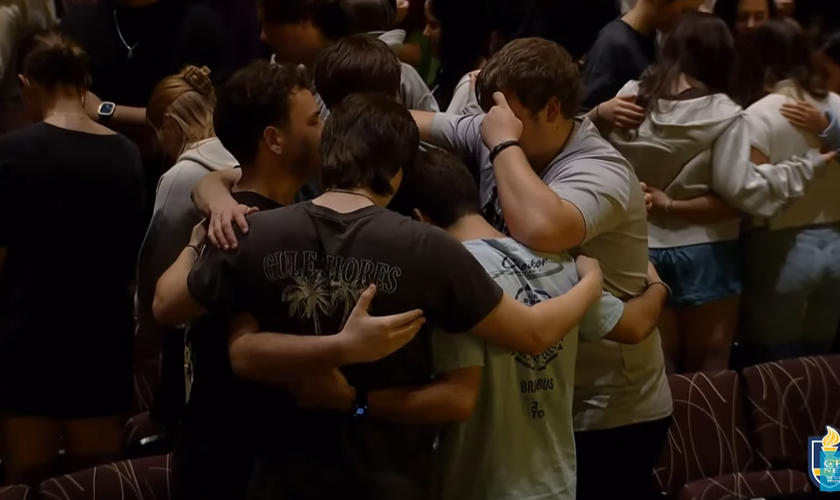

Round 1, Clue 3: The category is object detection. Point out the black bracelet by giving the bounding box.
[489,140,520,163]
[647,281,672,298]
[187,244,201,255]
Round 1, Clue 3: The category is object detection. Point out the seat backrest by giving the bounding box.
[0,485,29,500]
[653,370,760,494]
[38,454,171,500]
[742,355,840,471]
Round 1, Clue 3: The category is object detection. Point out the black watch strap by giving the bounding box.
[489,140,520,163]
[352,388,369,418]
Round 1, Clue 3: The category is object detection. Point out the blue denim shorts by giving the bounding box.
[649,240,742,308]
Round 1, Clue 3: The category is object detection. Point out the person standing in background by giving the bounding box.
[0,0,56,134]
[582,0,703,112]
[0,30,146,484]
[60,0,226,218]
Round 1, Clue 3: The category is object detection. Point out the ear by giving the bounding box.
[18,74,30,91]
[545,97,562,123]
[263,126,286,156]
[411,208,431,223]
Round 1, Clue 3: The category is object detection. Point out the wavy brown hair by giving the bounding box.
[756,20,828,101]
[636,12,735,115]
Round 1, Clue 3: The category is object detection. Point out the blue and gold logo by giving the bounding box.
[809,425,840,492]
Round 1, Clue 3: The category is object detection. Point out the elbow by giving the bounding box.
[152,289,178,327]
[228,339,256,381]
[449,393,478,423]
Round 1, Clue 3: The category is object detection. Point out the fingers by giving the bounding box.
[207,216,221,248]
[351,284,377,314]
[617,94,637,102]
[389,317,425,344]
[616,106,645,124]
[222,213,241,250]
[492,91,511,110]
[246,206,260,215]
[822,151,838,163]
[379,309,425,328]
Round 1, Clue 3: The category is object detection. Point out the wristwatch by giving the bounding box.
[351,387,368,418]
[98,101,116,122]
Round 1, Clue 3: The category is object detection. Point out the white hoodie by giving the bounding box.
[610,80,827,249]
[135,138,238,334]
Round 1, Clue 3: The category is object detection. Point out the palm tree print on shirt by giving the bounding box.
[282,271,333,335]
[282,270,368,335]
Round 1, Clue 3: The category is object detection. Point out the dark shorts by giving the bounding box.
[649,240,742,308]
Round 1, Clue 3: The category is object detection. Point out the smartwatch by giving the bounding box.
[98,101,116,122]
[351,387,368,418]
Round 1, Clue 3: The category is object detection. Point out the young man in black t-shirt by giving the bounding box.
[153,61,323,500]
[581,0,702,112]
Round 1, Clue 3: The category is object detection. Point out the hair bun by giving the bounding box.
[182,65,213,98]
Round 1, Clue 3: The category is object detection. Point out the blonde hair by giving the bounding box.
[147,65,216,158]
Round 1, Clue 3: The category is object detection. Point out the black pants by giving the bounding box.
[575,417,671,500]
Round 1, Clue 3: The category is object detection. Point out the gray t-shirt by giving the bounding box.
[429,114,672,431]
[434,238,623,500]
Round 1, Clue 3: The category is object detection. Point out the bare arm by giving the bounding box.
[191,169,242,216]
[153,245,206,327]
[645,187,742,224]
[410,110,438,144]
[471,258,603,355]
[491,145,587,252]
[290,367,482,425]
[227,290,425,384]
[605,282,669,345]
[366,368,482,424]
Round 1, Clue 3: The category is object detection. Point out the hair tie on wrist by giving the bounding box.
[489,140,520,163]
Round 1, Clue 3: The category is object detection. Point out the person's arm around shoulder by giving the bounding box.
[711,115,835,219]
[287,327,481,425]
[643,185,742,224]
[228,285,426,383]
[470,255,604,355]
[410,109,484,157]
[190,169,257,250]
[598,262,670,344]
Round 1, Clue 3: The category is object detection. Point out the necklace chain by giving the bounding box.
[113,9,139,59]
[327,189,376,204]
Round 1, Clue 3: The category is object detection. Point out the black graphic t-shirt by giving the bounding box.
[186,202,503,500]
[172,191,282,500]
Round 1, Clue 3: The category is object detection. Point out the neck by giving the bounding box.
[235,158,305,206]
[446,214,506,242]
[312,187,389,213]
[529,118,575,172]
[41,91,87,121]
[623,2,658,35]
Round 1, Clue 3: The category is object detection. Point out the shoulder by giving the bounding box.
[616,80,641,97]
[588,22,633,55]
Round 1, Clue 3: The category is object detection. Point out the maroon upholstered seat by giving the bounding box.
[676,470,811,500]
[122,412,167,456]
[38,454,171,500]
[653,371,760,495]
[742,355,840,472]
[0,485,30,500]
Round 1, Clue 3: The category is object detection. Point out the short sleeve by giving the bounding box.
[578,291,625,342]
[430,113,485,163]
[547,156,631,243]
[421,227,503,333]
[187,244,249,315]
[432,329,485,375]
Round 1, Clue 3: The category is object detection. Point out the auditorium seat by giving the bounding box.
[122,412,171,459]
[0,485,29,500]
[38,454,171,500]
[742,355,840,472]
[675,470,811,500]
[653,371,760,495]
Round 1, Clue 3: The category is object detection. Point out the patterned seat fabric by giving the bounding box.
[676,470,812,500]
[0,486,29,500]
[742,355,840,471]
[122,412,170,459]
[653,371,761,495]
[38,454,171,500]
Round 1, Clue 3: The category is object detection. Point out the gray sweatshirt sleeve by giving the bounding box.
[135,161,210,329]
[711,115,827,219]
[400,62,439,112]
